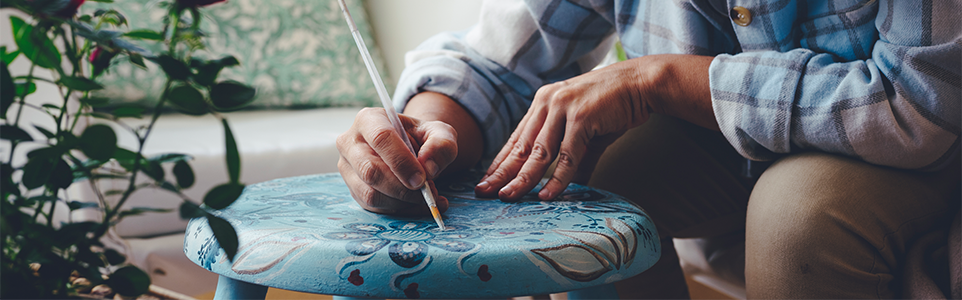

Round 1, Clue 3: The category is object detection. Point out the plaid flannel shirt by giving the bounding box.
[393,0,961,170]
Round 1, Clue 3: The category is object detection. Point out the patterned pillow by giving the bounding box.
[87,0,387,110]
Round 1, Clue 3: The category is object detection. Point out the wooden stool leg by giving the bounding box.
[213,275,268,300]
[566,283,620,299]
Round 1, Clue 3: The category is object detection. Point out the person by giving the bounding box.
[336,0,961,298]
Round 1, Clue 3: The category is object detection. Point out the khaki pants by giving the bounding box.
[588,114,960,299]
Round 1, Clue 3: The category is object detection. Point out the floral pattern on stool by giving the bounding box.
[184,172,660,299]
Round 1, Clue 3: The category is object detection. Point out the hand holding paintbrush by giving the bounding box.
[336,0,446,230]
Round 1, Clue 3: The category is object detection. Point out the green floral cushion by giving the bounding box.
[87,0,387,110]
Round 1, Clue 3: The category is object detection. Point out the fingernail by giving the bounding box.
[425,160,440,178]
[408,172,424,189]
[539,188,554,200]
[476,181,489,191]
[499,185,513,198]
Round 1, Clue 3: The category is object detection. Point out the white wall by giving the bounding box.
[365,0,483,87]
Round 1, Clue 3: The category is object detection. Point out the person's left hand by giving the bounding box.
[475,54,716,201]
[475,57,665,201]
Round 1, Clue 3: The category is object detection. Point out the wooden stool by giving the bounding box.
[184,172,660,299]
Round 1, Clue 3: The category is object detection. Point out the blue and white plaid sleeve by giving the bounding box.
[392,0,615,157]
[709,0,961,170]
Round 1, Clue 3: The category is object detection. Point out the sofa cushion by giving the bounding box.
[85,0,388,110]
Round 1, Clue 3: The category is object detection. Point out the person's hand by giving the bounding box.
[475,54,716,201]
[336,107,458,215]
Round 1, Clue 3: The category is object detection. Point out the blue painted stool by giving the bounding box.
[184,172,660,299]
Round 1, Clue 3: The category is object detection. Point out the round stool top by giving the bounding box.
[185,172,660,299]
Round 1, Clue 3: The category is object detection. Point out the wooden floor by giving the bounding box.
[195,276,733,300]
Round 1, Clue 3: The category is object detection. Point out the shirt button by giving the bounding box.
[730,6,752,26]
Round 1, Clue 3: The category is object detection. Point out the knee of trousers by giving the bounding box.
[743,152,953,297]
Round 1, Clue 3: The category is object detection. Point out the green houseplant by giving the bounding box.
[1,0,252,297]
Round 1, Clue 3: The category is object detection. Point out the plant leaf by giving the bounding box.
[104,249,125,265]
[1,163,18,198]
[15,82,36,96]
[192,63,221,87]
[0,124,32,143]
[210,80,255,112]
[1,47,19,64]
[173,160,194,189]
[128,52,147,70]
[49,158,73,190]
[203,182,244,210]
[155,54,191,81]
[76,246,106,268]
[97,10,127,27]
[158,181,179,194]
[141,159,165,183]
[27,145,65,160]
[56,221,100,247]
[148,153,192,164]
[217,55,240,67]
[179,201,205,220]
[118,207,172,219]
[10,16,61,70]
[166,84,207,115]
[1,62,13,118]
[221,119,240,183]
[67,201,100,210]
[123,29,164,41]
[113,148,138,171]
[21,157,54,189]
[80,96,110,107]
[106,266,150,297]
[206,214,238,261]
[33,125,56,139]
[59,76,104,91]
[111,106,144,118]
[82,111,116,121]
[79,124,117,161]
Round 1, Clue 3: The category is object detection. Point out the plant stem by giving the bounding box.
[102,7,184,226]
[45,189,56,227]
[101,79,172,226]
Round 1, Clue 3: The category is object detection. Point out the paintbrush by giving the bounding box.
[336,0,446,230]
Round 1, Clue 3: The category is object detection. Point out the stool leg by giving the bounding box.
[566,283,620,300]
[213,275,268,300]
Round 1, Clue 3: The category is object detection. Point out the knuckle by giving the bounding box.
[395,187,411,202]
[357,188,380,208]
[511,142,531,158]
[335,132,351,152]
[490,168,511,181]
[530,143,551,162]
[515,172,535,186]
[358,107,380,117]
[553,87,574,100]
[355,160,382,185]
[369,127,397,150]
[557,151,577,168]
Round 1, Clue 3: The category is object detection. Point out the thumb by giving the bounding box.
[572,130,626,184]
[410,119,459,179]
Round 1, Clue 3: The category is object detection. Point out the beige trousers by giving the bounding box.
[587,114,960,299]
